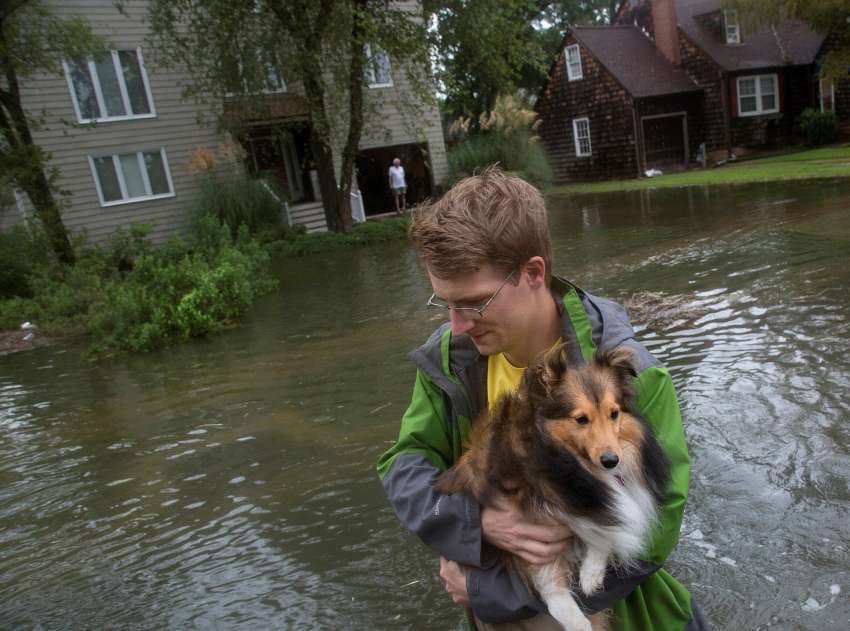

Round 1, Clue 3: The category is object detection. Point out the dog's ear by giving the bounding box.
[595,346,637,400]
[523,342,569,403]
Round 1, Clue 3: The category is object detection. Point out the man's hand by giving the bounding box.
[439,557,470,605]
[481,494,574,565]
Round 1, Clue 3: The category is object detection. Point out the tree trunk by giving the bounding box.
[336,0,369,233]
[0,33,75,265]
[18,166,76,266]
[309,132,342,231]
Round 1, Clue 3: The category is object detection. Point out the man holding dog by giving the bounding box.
[377,169,708,630]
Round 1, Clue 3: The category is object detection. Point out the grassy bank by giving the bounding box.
[548,144,850,196]
[269,215,409,257]
[0,214,411,356]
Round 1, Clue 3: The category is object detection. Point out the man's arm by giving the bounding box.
[377,369,555,620]
[377,368,484,566]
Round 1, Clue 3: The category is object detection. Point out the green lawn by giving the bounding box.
[547,144,850,195]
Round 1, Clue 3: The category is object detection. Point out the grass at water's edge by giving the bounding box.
[268,215,409,257]
[547,144,850,196]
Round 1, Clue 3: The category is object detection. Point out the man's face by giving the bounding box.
[428,265,530,357]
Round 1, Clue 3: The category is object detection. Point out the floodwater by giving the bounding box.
[1,180,849,630]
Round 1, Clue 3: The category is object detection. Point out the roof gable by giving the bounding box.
[619,0,825,71]
[572,26,699,97]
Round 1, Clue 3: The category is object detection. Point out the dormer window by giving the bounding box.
[565,44,583,81]
[724,10,741,44]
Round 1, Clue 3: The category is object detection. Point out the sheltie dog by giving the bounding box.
[436,345,669,631]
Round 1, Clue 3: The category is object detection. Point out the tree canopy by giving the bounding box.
[424,1,616,123]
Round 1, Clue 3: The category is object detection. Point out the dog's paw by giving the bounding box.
[579,563,606,596]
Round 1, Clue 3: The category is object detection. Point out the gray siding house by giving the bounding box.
[1,0,448,240]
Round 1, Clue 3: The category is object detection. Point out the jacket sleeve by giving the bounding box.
[377,369,548,621]
[377,368,484,566]
[577,363,691,612]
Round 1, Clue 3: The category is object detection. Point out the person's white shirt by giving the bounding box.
[389,165,406,189]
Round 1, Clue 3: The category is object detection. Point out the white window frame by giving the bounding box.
[820,78,836,113]
[724,10,741,45]
[572,117,592,157]
[88,148,175,207]
[365,45,393,88]
[736,73,779,117]
[565,44,583,81]
[63,47,156,124]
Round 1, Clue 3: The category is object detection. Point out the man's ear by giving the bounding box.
[523,256,547,290]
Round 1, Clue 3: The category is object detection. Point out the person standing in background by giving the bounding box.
[389,157,407,214]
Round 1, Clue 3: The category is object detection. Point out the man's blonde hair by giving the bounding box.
[409,168,553,283]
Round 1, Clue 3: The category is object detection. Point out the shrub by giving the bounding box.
[0,214,277,355]
[447,95,553,188]
[0,226,35,298]
[268,216,410,257]
[798,108,838,146]
[447,129,554,188]
[86,218,276,353]
[191,174,285,238]
[0,222,55,299]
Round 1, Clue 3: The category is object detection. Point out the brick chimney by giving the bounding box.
[652,0,681,66]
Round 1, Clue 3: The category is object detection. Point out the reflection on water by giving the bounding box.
[1,181,849,629]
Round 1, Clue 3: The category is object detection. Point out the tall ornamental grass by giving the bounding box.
[447,95,554,188]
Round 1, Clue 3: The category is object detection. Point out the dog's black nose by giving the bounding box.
[601,452,619,469]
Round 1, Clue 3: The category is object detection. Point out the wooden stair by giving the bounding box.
[287,201,327,233]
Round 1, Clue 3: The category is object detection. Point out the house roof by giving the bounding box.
[572,26,700,98]
[652,0,824,71]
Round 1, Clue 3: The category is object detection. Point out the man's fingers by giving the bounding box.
[515,521,573,544]
[514,536,568,562]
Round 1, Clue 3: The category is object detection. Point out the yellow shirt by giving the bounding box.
[486,352,526,411]
[486,338,563,410]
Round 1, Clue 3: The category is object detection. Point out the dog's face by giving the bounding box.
[524,345,638,471]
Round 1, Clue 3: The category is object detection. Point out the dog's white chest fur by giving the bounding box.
[532,461,658,631]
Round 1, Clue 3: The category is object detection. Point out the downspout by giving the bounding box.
[719,69,732,156]
[632,98,644,177]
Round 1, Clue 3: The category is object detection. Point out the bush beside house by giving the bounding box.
[799,109,838,146]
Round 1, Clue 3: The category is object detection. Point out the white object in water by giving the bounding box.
[20,321,36,330]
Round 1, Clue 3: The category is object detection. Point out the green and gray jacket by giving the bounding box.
[377,278,708,630]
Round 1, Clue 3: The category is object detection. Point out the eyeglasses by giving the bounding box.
[426,270,516,320]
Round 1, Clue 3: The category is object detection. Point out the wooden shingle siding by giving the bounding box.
[537,35,638,182]
[678,34,727,153]
[16,0,226,244]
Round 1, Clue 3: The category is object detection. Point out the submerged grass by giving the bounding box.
[548,144,850,196]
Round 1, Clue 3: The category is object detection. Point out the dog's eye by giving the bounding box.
[611,409,619,420]
[575,415,590,425]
